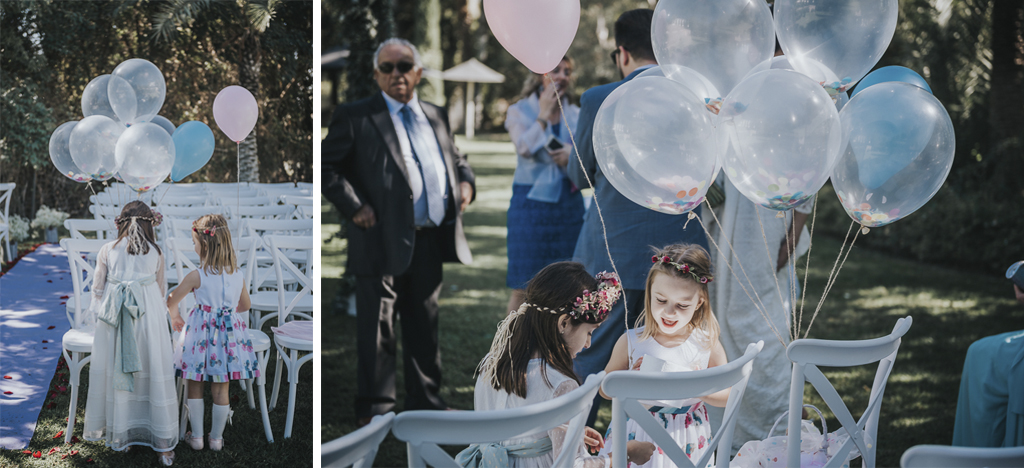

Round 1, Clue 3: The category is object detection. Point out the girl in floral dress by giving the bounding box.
[166,214,258,451]
[600,244,731,468]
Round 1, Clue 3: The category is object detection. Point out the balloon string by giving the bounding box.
[786,207,798,339]
[236,143,241,219]
[694,200,786,348]
[804,220,860,338]
[547,73,632,352]
[756,206,793,342]
[796,197,818,339]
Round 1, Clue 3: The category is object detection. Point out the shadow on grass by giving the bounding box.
[320,135,1023,467]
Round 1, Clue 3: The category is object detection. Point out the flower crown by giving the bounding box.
[652,255,713,284]
[528,271,623,323]
[114,211,162,228]
[192,220,222,237]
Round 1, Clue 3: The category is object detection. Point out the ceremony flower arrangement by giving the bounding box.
[31,205,69,230]
[10,214,30,242]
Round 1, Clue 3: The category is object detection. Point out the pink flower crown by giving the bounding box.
[192,220,222,237]
[652,255,713,284]
[530,271,622,323]
[114,211,162,227]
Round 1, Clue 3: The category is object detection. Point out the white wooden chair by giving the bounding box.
[158,205,227,222]
[0,183,14,261]
[901,445,1024,468]
[153,195,210,207]
[264,235,314,439]
[59,238,108,444]
[227,204,295,220]
[321,412,396,468]
[64,218,118,241]
[165,236,275,442]
[602,341,764,468]
[88,204,121,220]
[281,195,316,219]
[392,371,606,468]
[784,316,914,468]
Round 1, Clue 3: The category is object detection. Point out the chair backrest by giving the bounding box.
[64,218,118,240]
[266,235,313,324]
[900,445,1024,468]
[228,204,294,220]
[0,183,16,225]
[321,412,396,468]
[164,217,247,240]
[212,195,274,207]
[60,238,109,328]
[281,195,316,219]
[89,204,121,220]
[159,205,227,221]
[785,316,913,468]
[602,341,764,468]
[155,195,210,207]
[246,219,314,238]
[392,371,606,468]
[205,187,261,199]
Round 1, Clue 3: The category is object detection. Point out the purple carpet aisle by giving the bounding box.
[0,244,73,449]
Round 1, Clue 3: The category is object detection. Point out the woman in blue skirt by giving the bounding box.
[503,56,585,313]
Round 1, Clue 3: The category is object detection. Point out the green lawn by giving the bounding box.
[321,135,1023,467]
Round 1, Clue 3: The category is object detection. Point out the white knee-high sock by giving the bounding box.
[210,404,230,440]
[187,399,204,437]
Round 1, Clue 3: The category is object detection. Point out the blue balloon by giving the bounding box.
[170,121,215,182]
[851,66,932,97]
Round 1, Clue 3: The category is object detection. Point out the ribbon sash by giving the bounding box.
[97,273,155,392]
[455,436,553,468]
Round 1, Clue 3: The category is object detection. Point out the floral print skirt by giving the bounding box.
[618,402,715,468]
[177,304,259,382]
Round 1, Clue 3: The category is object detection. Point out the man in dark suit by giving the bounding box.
[322,38,475,426]
[566,9,710,426]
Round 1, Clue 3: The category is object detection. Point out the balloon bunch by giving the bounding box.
[49,58,219,192]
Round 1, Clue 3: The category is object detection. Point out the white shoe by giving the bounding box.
[159,450,175,466]
[183,431,204,450]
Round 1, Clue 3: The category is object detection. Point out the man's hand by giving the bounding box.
[460,181,473,212]
[352,204,377,229]
[549,147,570,168]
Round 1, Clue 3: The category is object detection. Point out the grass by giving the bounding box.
[321,135,1023,467]
[0,243,313,467]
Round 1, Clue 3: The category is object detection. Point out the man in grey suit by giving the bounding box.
[567,9,710,425]
[322,38,476,426]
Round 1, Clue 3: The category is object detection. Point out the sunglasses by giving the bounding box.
[378,61,415,74]
[609,48,620,66]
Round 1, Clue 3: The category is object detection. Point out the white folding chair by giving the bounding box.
[322,412,396,468]
[264,235,314,439]
[392,371,605,468]
[158,205,227,221]
[154,195,210,207]
[227,204,295,220]
[281,195,315,219]
[166,236,275,442]
[64,218,118,240]
[59,238,108,444]
[901,445,1024,468]
[0,182,14,261]
[602,341,763,468]
[89,204,121,220]
[211,195,274,207]
[785,316,914,468]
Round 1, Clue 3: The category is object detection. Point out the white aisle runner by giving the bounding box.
[0,244,73,449]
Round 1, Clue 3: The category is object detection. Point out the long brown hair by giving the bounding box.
[516,56,576,102]
[191,214,237,275]
[114,200,160,256]
[484,261,607,398]
[639,244,720,347]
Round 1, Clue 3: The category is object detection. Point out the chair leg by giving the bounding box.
[178,378,190,440]
[270,354,284,411]
[284,349,298,438]
[243,378,256,409]
[256,347,274,442]
[64,351,81,444]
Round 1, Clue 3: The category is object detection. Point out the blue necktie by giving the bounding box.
[400,105,446,226]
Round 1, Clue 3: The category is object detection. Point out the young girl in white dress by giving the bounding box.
[166,214,258,452]
[600,244,730,468]
[457,261,656,468]
[83,201,177,466]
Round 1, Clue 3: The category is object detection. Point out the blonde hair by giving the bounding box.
[191,214,237,275]
[638,244,720,347]
[516,56,576,102]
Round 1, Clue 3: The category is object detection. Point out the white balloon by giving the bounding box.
[150,115,176,136]
[111,58,166,124]
[106,74,137,126]
[115,122,175,192]
[49,121,91,182]
[69,115,125,181]
[652,0,775,97]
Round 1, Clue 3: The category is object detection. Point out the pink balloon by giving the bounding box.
[213,85,259,143]
[484,0,580,74]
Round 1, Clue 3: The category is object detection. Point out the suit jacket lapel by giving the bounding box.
[368,94,411,184]
[420,101,457,193]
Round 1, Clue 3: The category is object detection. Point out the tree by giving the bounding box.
[152,0,283,183]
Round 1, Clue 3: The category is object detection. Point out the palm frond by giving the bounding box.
[245,0,281,33]
[151,0,212,43]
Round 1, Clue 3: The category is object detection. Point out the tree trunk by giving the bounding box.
[988,0,1024,195]
[414,0,445,105]
[238,32,262,183]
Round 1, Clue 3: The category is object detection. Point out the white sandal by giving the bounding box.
[159,450,175,466]
[183,431,204,450]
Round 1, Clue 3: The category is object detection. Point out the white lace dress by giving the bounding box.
[467,358,610,468]
[82,240,178,452]
[600,327,714,468]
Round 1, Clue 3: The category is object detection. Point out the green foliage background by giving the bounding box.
[0,0,313,219]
